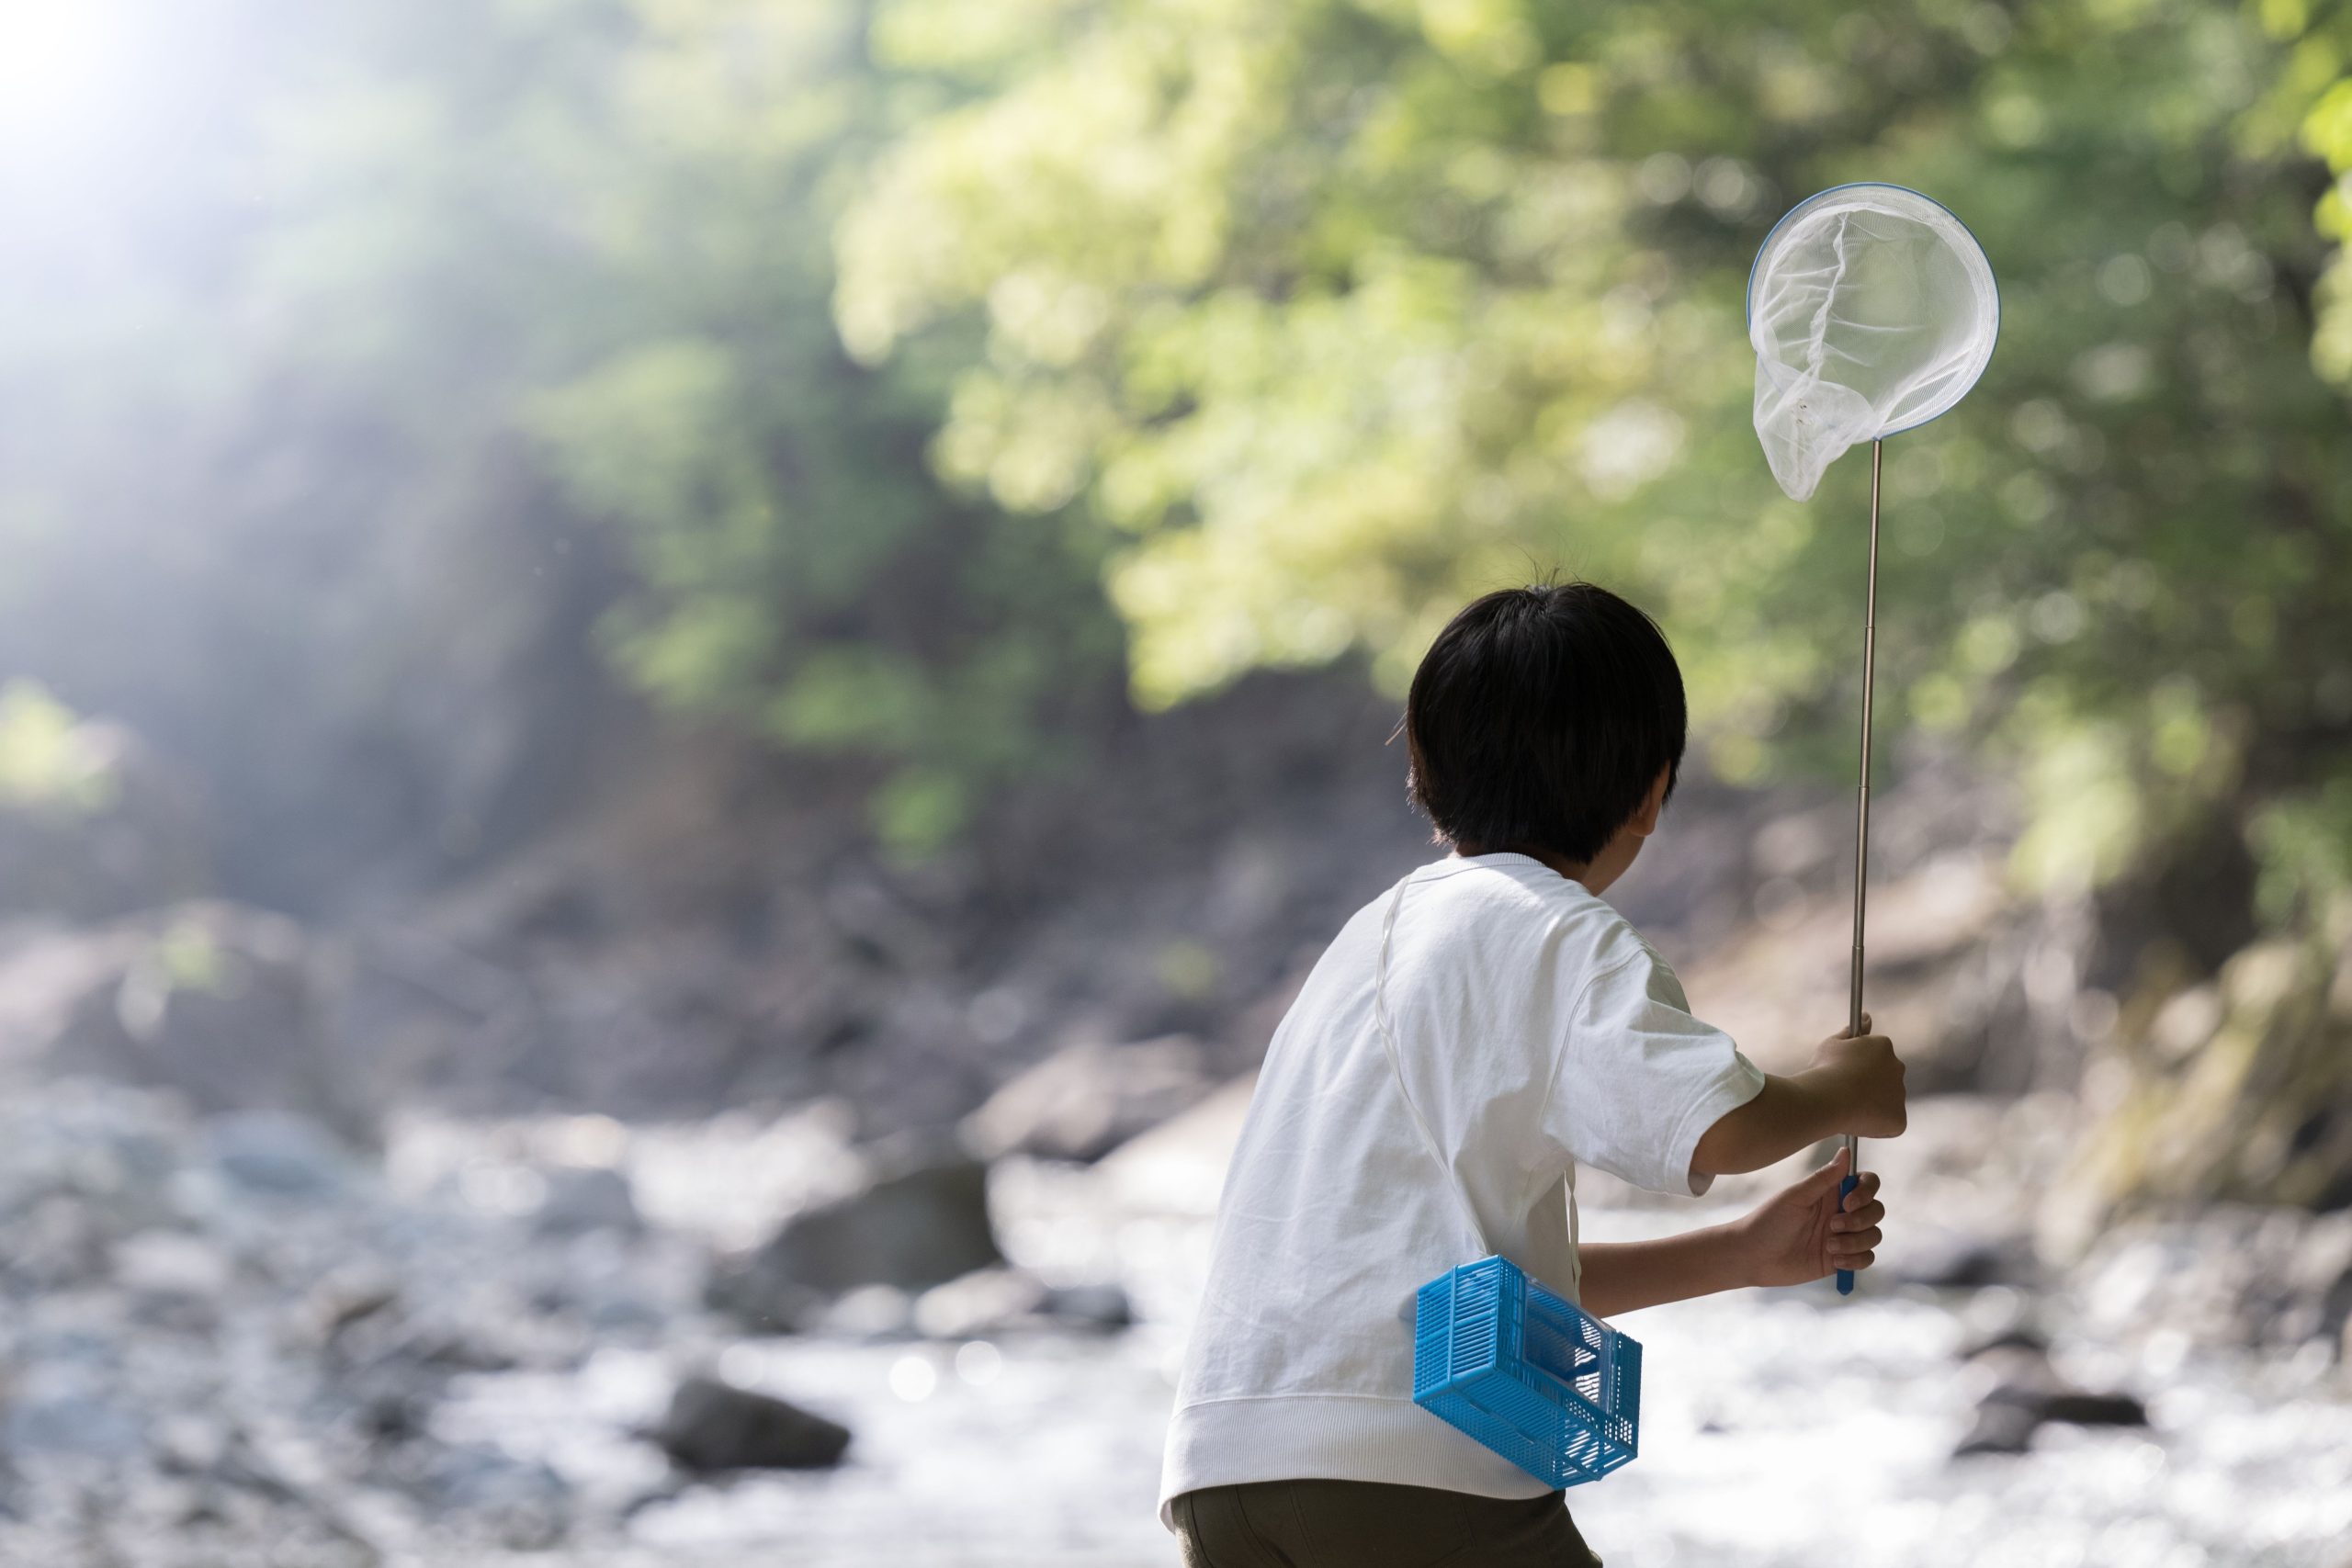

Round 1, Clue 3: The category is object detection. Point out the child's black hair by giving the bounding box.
[1404,581,1687,865]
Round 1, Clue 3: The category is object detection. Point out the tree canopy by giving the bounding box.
[841,0,2352,930]
[2,0,2348,923]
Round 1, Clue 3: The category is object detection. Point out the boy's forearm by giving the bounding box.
[1576,1226,1758,1318]
[1688,1072,1838,1179]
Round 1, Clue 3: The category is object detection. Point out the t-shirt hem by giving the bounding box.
[1158,1392,1554,1532]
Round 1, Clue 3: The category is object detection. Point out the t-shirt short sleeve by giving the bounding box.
[1544,941,1766,1198]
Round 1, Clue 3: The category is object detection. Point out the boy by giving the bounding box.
[1160,582,1905,1567]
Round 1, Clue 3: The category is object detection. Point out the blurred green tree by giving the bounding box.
[4,0,2349,1201]
[839,0,2352,1208]
[0,0,1124,881]
[261,0,1126,856]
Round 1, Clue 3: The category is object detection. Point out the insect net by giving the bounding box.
[1747,184,1999,501]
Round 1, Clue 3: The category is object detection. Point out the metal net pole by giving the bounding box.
[1837,438,1883,1296]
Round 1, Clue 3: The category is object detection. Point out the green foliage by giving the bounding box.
[268,0,1124,854]
[0,682,115,816]
[0,0,1121,871]
[4,0,2350,894]
[838,0,2352,900]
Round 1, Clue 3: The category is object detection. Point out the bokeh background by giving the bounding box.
[3,1,2352,1563]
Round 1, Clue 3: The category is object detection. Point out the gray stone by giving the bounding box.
[424,1443,571,1551]
[651,1375,851,1472]
[2033,1391,2149,1427]
[960,1037,1216,1163]
[816,1284,915,1338]
[912,1268,1046,1339]
[532,1164,641,1236]
[0,903,373,1142]
[207,1111,356,1199]
[910,1268,1132,1338]
[1042,1281,1133,1332]
[1952,1400,2040,1457]
[735,1156,1002,1303]
[2,1371,143,1460]
[1890,1233,2034,1291]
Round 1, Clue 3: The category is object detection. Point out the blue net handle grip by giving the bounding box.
[1834,1172,1859,1295]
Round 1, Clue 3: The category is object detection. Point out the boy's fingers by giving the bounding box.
[1831,1249,1876,1270]
[1797,1150,1850,1196]
[1828,1226,1883,1255]
[1840,1173,1881,1211]
[1831,1200,1884,1233]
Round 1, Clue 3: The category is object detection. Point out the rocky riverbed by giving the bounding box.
[2,1075,2348,1568]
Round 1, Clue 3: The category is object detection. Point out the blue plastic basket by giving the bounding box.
[1412,1255,1641,1488]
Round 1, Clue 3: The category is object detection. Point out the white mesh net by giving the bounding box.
[1747,184,1999,501]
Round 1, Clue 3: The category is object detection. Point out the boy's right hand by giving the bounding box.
[1804,1013,1906,1137]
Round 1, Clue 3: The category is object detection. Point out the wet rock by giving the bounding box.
[153,1412,232,1475]
[911,1268,1132,1338]
[1953,1400,2040,1457]
[701,1264,820,1334]
[961,1037,1216,1163]
[1043,1281,1134,1331]
[651,1375,851,1472]
[2034,1391,2149,1427]
[310,1266,402,1346]
[1955,1325,2052,1361]
[913,1268,1047,1339]
[1964,1340,2066,1395]
[109,1230,232,1300]
[208,1111,357,1199]
[424,1443,571,1550]
[6,1195,111,1289]
[1955,1333,2149,1457]
[1,1370,143,1460]
[110,1230,231,1331]
[2071,1208,2352,1351]
[1955,1378,2150,1459]
[2324,1263,2352,1348]
[1890,1233,2036,1290]
[817,1284,916,1338]
[532,1164,641,1236]
[729,1156,1002,1306]
[1097,1074,1256,1219]
[0,904,373,1141]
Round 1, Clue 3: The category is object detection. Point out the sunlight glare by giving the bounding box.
[0,1,137,151]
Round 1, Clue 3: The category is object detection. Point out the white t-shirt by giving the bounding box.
[1159,852,1765,1523]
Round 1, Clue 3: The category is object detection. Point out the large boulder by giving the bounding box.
[2052,935,2352,1247]
[959,1036,1216,1163]
[911,1266,1133,1338]
[712,1156,1003,1325]
[652,1375,850,1472]
[0,901,372,1141]
[1095,1074,1257,1219]
[1951,1337,2147,1459]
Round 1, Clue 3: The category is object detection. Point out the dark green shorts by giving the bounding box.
[1171,1479,1602,1568]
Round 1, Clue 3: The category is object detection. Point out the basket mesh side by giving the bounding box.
[1448,1261,1504,1380]
[1411,1258,1641,1487]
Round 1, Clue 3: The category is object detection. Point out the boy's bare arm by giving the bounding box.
[1578,1151,1886,1317]
[1574,1227,1754,1317]
[1688,1016,1906,1179]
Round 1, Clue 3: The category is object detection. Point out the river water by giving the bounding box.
[420,1096,2352,1568]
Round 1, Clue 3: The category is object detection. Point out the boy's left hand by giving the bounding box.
[1733,1148,1883,1288]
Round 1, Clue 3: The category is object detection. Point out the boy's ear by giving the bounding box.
[1630,765,1671,837]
